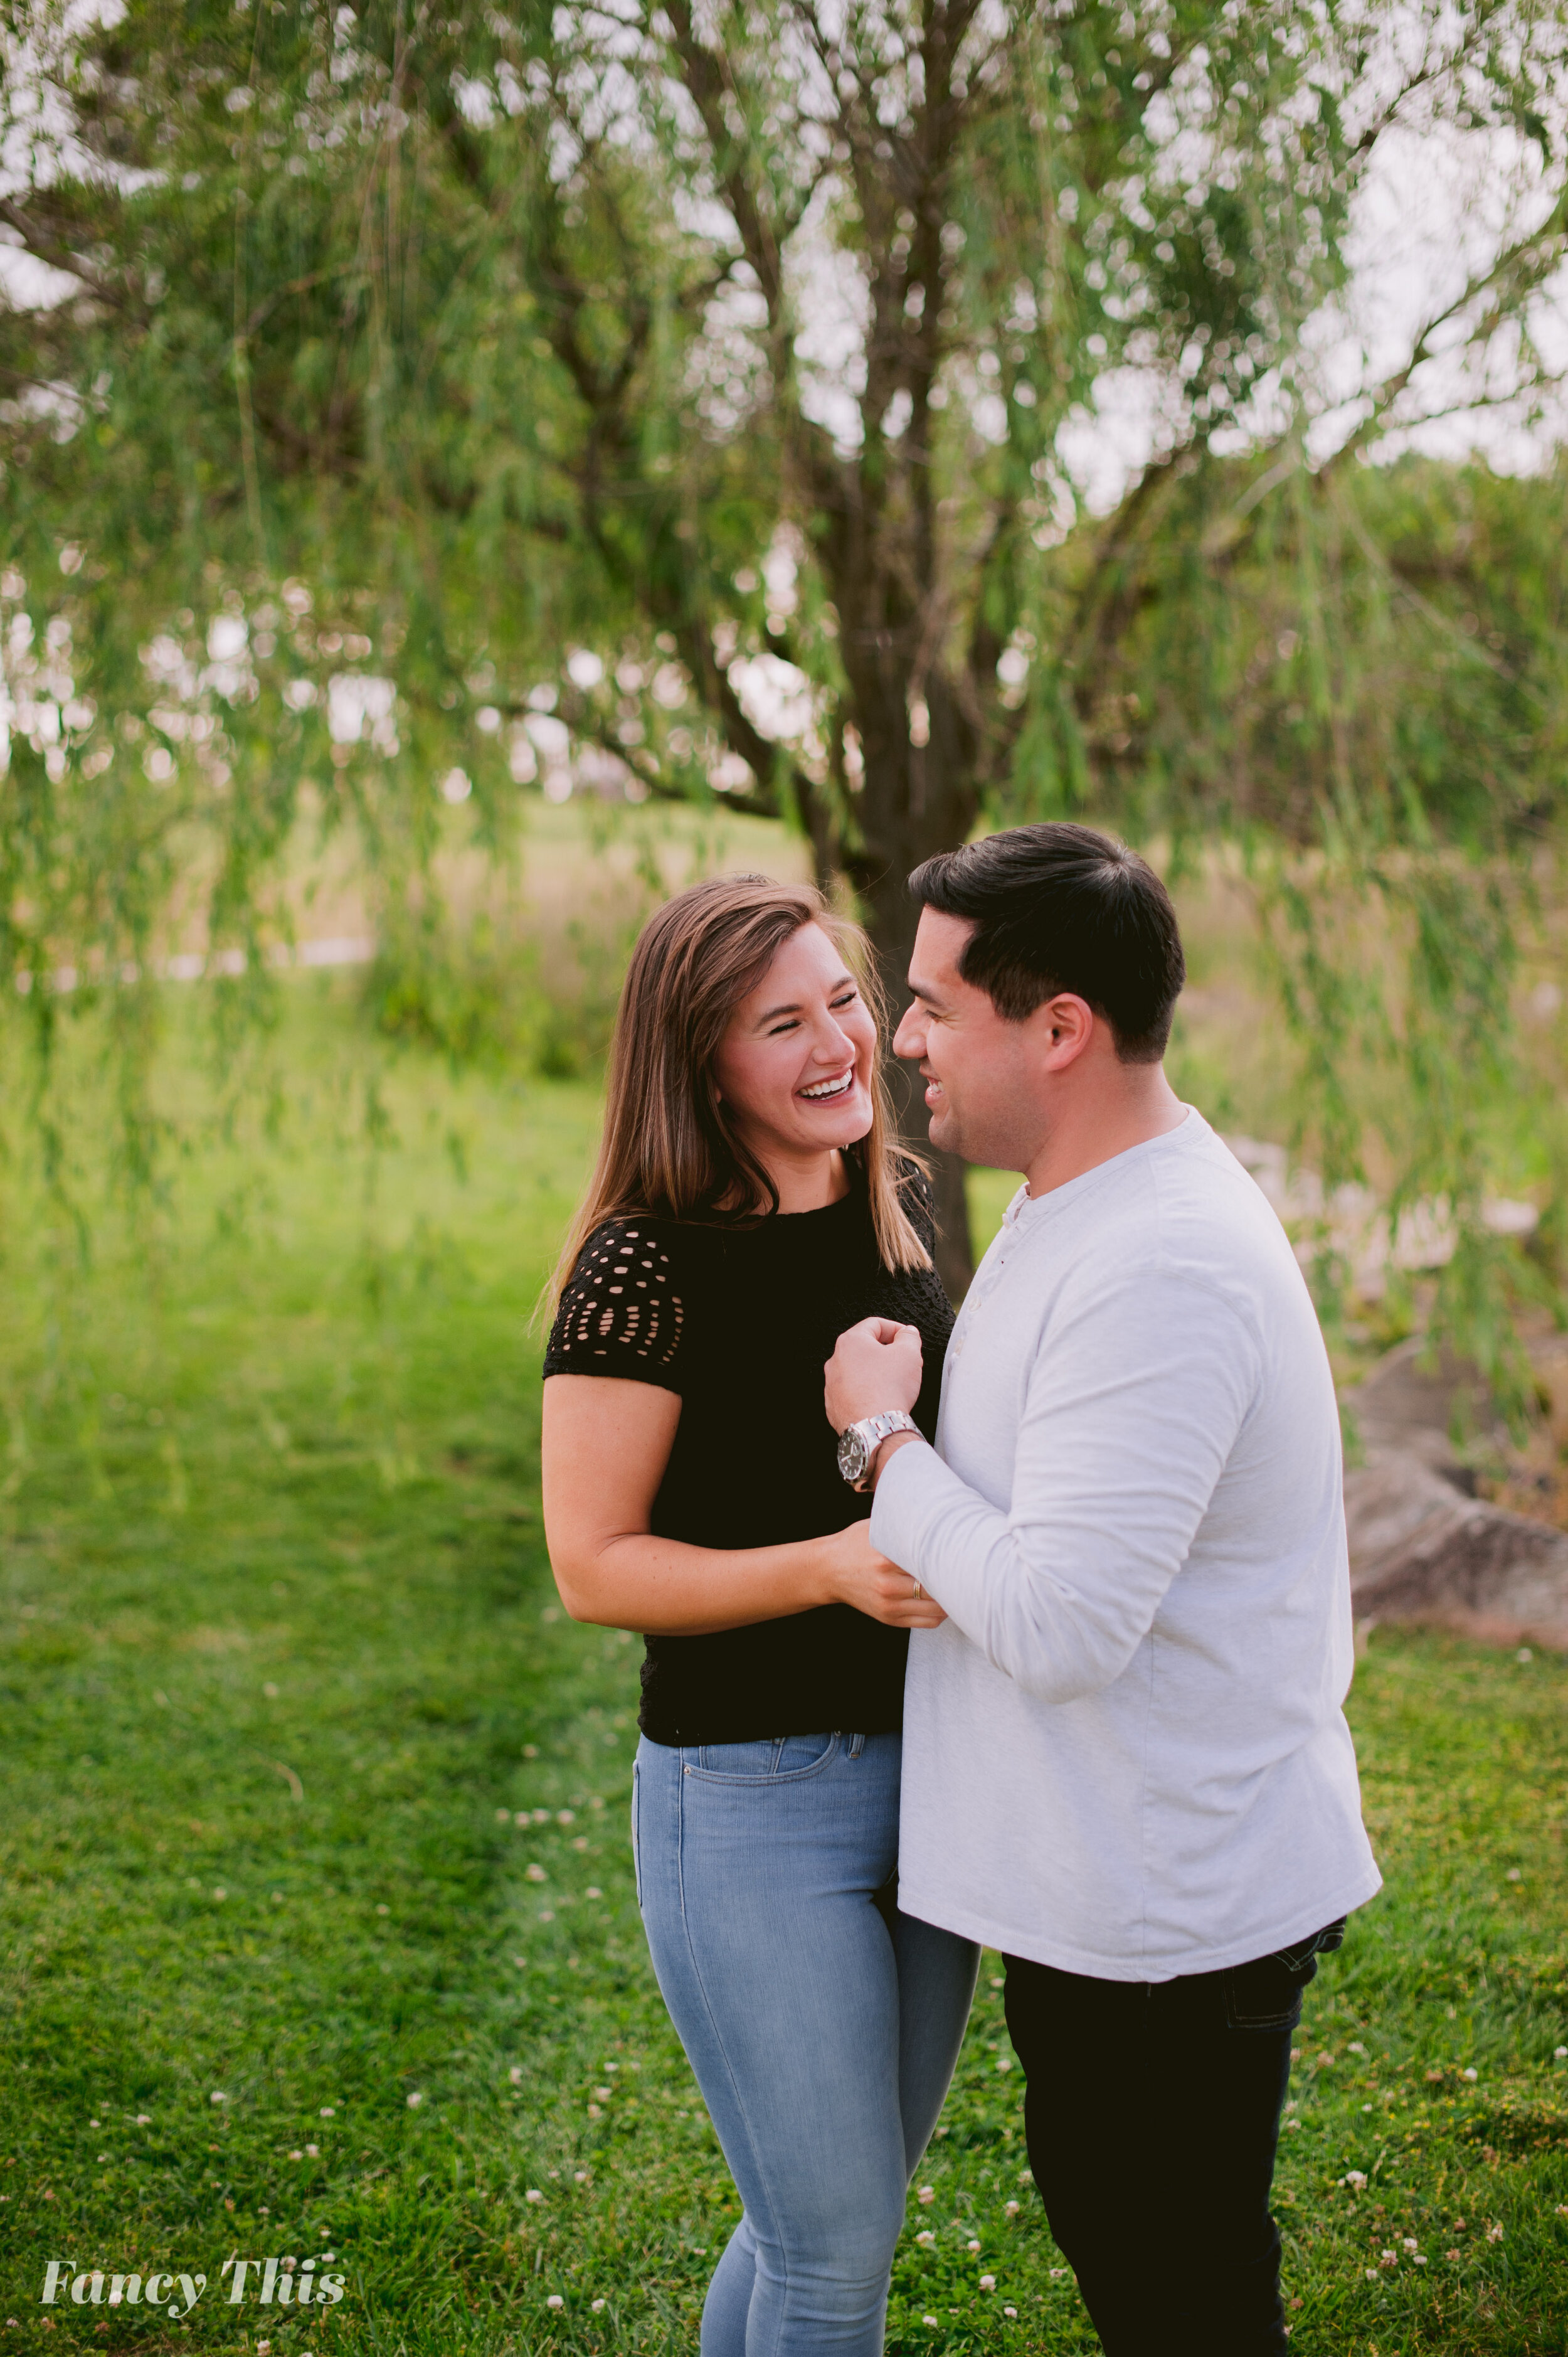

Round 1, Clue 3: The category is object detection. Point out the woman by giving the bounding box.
[541,874,979,2357]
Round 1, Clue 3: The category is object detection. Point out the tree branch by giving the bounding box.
[0,197,140,316]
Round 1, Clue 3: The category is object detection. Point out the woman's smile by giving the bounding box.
[711,922,881,1194]
[798,1066,857,1103]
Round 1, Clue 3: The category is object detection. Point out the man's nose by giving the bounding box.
[893,1006,923,1060]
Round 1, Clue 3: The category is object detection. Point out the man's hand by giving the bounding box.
[825,1316,923,1434]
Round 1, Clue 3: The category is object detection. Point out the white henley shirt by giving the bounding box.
[872,1109,1381,1981]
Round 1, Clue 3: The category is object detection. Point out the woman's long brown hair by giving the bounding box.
[546,874,931,1313]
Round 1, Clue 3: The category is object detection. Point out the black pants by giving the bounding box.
[1004,1923,1342,2357]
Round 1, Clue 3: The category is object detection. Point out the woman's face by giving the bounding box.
[712,922,879,1172]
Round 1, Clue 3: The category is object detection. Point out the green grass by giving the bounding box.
[1,985,1565,2356]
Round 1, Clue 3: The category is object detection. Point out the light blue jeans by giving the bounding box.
[632,1730,979,2357]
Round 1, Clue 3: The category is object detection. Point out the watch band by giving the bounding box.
[838,1409,921,1492]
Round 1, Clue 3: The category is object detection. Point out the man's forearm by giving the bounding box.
[869,1442,1167,1703]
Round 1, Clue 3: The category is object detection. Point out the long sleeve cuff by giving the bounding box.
[870,1437,999,1634]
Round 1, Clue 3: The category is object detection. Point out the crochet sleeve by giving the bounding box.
[543,1217,687,1390]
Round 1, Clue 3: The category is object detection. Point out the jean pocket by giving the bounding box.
[630,1758,643,1911]
[688,1732,838,1783]
[1223,1945,1320,2032]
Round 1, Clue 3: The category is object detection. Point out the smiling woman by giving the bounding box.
[539,873,980,2357]
[709,921,880,1199]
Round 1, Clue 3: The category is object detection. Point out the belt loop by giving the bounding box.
[849,1730,866,1760]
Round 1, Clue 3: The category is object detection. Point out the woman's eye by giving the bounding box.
[831,991,859,1010]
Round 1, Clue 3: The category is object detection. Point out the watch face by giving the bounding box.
[837,1427,869,1484]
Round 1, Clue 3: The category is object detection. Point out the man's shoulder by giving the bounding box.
[1050,1119,1306,1323]
[1147,1122,1300,1264]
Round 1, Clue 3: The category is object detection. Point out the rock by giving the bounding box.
[1345,1452,1568,1651]
[1342,1338,1568,1652]
[1344,1336,1499,1479]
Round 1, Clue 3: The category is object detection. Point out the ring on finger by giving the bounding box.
[911,1578,923,1601]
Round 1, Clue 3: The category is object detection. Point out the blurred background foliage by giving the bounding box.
[3,0,1568,1368]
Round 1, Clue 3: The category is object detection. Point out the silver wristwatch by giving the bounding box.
[837,1410,921,1492]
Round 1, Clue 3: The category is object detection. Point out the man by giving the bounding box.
[825,822,1380,2356]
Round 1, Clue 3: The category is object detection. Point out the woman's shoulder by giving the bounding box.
[545,1211,707,1386]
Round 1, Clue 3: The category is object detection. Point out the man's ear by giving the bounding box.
[1039,992,1097,1070]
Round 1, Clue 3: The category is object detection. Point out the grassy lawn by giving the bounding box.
[1,984,1565,2356]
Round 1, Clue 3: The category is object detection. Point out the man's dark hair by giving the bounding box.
[908,822,1185,1063]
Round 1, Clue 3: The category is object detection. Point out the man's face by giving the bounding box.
[893,908,1050,1169]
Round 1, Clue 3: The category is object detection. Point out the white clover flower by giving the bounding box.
[916,2231,935,2247]
[1005,2200,1020,2216]
[1462,2067,1478,2082]
[923,2317,938,2328]
[406,2095,422,2110]
[979,2274,996,2290]
[526,2189,543,2203]
[546,2294,564,2309]
[917,2186,935,2205]
[967,2239,981,2253]
[591,2297,606,2312]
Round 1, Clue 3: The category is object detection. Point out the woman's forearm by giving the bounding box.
[552,1529,833,1637]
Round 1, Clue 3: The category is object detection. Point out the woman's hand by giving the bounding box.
[817,1519,946,1628]
[824,1316,924,1434]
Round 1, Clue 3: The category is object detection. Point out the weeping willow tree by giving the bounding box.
[3,0,1568,1317]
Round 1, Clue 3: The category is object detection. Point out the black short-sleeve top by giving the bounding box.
[543,1157,954,1747]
